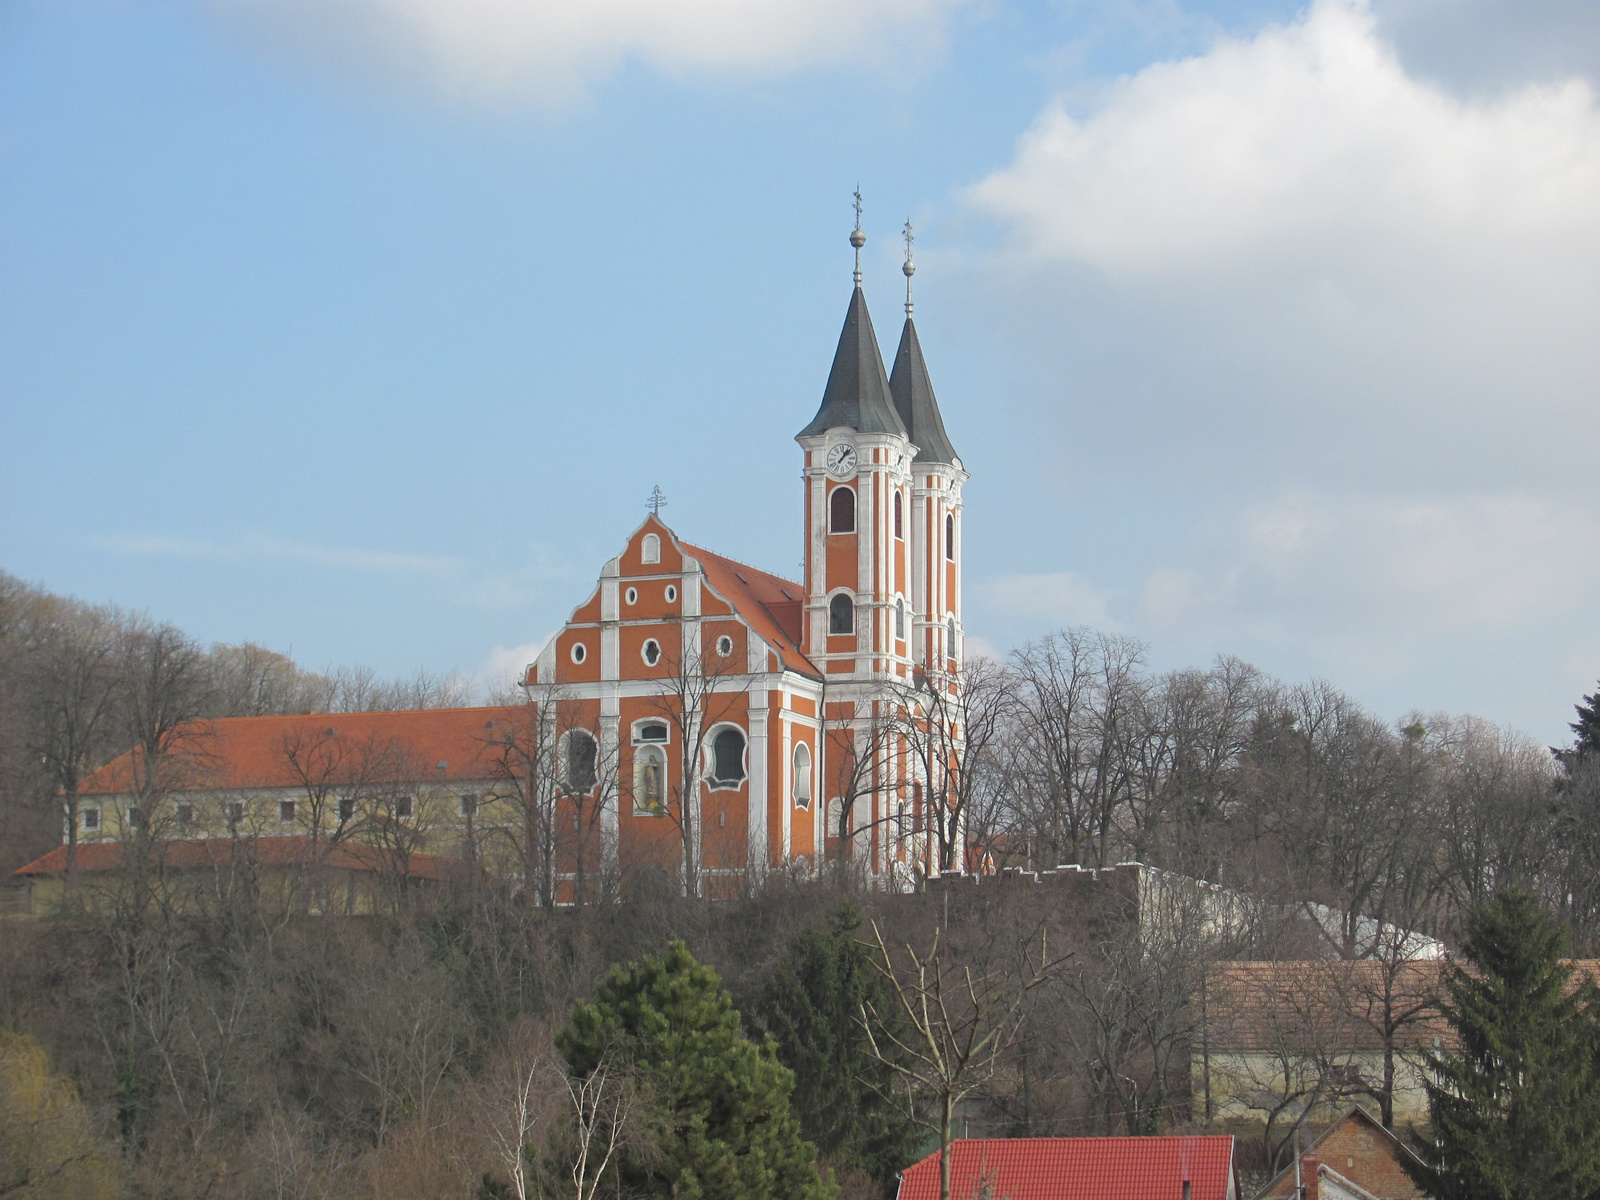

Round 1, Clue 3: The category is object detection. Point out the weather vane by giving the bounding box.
[850,186,866,287]
[647,485,668,515]
[902,218,916,317]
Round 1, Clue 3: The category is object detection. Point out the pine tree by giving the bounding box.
[1406,888,1600,1200]
[558,941,836,1200]
[1571,686,1600,761]
[757,901,921,1184]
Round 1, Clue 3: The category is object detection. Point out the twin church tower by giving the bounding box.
[527,214,967,889]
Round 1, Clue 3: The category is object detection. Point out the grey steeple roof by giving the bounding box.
[798,287,907,439]
[889,317,959,464]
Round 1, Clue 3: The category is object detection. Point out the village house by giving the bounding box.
[1253,1106,1426,1200]
[896,1136,1241,1200]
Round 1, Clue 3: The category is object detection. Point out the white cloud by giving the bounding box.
[1140,490,1600,642]
[476,637,551,697]
[216,0,968,107]
[98,533,461,576]
[975,569,1119,629]
[966,0,1600,493]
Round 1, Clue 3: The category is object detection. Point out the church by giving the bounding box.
[11,221,968,909]
[521,220,967,894]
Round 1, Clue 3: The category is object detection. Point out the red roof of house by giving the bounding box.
[896,1137,1237,1200]
[679,541,820,678]
[76,706,527,796]
[13,835,472,882]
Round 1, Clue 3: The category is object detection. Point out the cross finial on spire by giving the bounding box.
[647,485,667,515]
[850,186,866,286]
[902,218,916,317]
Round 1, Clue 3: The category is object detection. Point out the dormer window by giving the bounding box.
[829,487,856,533]
[642,533,660,564]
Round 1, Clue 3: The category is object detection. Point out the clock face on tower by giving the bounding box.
[826,443,857,478]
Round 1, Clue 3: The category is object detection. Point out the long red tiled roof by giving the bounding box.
[76,706,528,796]
[14,835,472,882]
[679,542,820,679]
[896,1137,1237,1200]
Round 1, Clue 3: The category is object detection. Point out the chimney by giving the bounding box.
[1182,1182,1192,1200]
[1302,1157,1320,1200]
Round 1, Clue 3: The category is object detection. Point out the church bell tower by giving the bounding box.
[795,213,964,682]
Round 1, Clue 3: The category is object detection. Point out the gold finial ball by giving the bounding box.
[903,259,916,277]
[850,229,867,249]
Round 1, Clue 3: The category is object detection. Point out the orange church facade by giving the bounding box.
[522,245,968,895]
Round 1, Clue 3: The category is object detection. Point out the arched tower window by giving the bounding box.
[829,487,856,533]
[711,728,747,785]
[893,491,903,539]
[945,514,955,560]
[947,616,958,660]
[792,744,812,808]
[642,533,660,564]
[564,731,598,794]
[829,593,854,635]
[895,597,906,640]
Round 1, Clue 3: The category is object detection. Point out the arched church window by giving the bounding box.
[947,617,958,660]
[895,597,906,640]
[565,731,598,794]
[829,487,856,533]
[829,593,854,636]
[893,491,903,539]
[642,533,660,564]
[945,514,955,560]
[710,728,746,785]
[792,743,812,808]
[635,745,666,814]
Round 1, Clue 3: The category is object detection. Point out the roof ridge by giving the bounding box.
[679,542,801,589]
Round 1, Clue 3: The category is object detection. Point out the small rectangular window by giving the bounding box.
[394,795,414,819]
[81,807,100,832]
[126,806,142,830]
[338,797,357,823]
[279,800,297,824]
[176,803,195,826]
[226,800,245,824]
[459,793,478,818]
[634,722,669,743]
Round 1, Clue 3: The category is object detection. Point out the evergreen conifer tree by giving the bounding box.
[757,901,922,1183]
[559,941,836,1200]
[1571,686,1600,761]
[1406,888,1600,1200]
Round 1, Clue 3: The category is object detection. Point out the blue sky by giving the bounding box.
[5,0,1600,745]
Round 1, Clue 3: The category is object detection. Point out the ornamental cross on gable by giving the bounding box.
[647,485,668,515]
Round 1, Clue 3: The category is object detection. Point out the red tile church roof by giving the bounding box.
[679,542,820,678]
[75,706,526,796]
[896,1137,1237,1200]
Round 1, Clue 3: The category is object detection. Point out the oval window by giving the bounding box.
[570,643,587,664]
[665,585,678,603]
[716,635,734,657]
[625,587,638,605]
[643,639,662,666]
